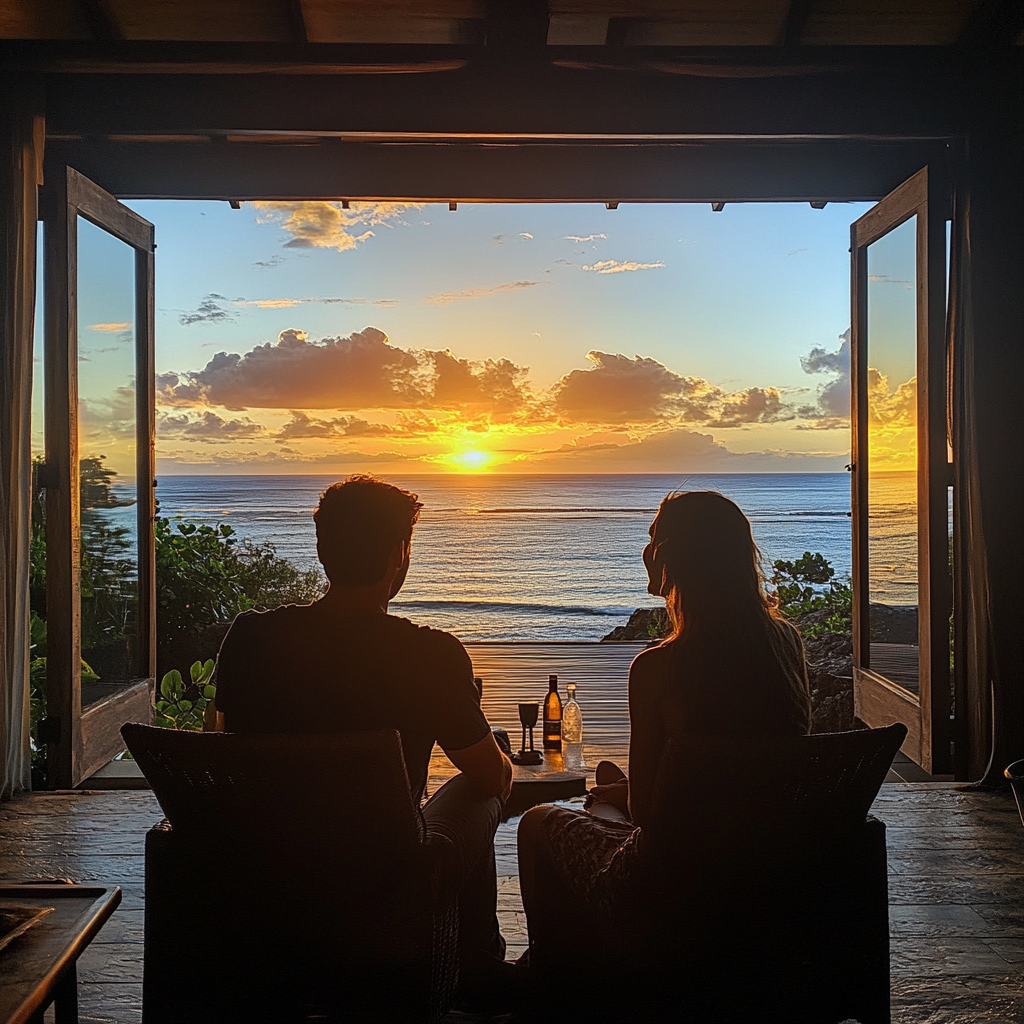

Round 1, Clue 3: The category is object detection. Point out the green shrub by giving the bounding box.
[155,513,324,650]
[154,659,216,731]
[771,551,852,638]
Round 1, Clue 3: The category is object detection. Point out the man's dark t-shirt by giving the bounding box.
[215,603,490,803]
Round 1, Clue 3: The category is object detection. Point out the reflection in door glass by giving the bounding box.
[865,215,919,693]
[77,217,139,708]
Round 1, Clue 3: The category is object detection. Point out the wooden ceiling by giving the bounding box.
[2,0,1020,47]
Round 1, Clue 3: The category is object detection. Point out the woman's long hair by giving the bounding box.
[650,491,810,734]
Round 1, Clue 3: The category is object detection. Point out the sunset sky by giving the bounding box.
[57,196,924,476]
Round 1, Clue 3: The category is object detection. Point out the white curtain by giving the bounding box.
[0,75,43,798]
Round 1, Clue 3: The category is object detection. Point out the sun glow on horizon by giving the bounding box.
[449,449,492,472]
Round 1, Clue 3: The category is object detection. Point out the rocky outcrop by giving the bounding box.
[601,607,671,642]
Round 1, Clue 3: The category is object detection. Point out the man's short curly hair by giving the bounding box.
[313,475,422,586]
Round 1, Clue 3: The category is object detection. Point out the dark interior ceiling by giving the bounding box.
[2,0,1022,47]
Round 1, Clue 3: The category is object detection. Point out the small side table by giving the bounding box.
[0,884,121,1024]
[504,751,588,819]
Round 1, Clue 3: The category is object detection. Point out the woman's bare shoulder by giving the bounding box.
[629,642,674,690]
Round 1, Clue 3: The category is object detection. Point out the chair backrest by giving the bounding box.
[121,725,424,871]
[641,723,907,873]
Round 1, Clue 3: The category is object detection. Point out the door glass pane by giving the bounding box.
[865,215,919,693]
[77,217,139,708]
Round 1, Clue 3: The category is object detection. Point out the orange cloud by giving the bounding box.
[580,259,664,274]
[552,351,787,427]
[253,201,422,252]
[423,281,544,305]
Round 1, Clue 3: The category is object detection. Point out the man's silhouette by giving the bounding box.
[214,475,513,986]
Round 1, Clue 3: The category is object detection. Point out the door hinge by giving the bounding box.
[38,717,61,743]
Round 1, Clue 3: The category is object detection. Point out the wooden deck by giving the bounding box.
[1,784,1021,1023]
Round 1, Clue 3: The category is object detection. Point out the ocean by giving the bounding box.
[150,473,856,642]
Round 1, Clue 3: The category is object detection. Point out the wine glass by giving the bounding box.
[514,702,542,764]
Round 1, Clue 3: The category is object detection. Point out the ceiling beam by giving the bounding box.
[34,47,974,139]
[284,0,308,44]
[776,0,815,47]
[46,137,952,204]
[77,0,122,41]
[485,0,550,48]
[957,0,1024,53]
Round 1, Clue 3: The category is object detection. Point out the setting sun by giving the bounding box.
[451,449,491,471]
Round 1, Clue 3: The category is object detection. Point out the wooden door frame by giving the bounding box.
[851,165,951,775]
[42,165,156,789]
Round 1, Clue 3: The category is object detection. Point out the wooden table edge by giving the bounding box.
[0,884,122,1024]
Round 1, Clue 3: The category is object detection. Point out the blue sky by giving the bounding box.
[57,197,901,475]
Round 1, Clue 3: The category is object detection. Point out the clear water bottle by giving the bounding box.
[563,683,585,770]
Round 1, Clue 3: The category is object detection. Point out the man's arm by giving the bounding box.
[444,733,513,802]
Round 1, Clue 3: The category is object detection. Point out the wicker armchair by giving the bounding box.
[121,725,459,1024]
[529,723,907,1024]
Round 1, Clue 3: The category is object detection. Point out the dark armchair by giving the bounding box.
[529,723,907,1024]
[121,724,460,1024]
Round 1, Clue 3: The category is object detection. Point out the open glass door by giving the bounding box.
[851,166,951,775]
[42,167,156,789]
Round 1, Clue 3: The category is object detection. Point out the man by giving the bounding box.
[214,475,513,990]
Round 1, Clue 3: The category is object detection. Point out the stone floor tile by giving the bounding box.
[890,936,1018,975]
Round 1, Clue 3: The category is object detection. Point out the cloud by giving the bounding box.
[799,331,851,422]
[156,448,417,472]
[552,352,788,427]
[523,427,847,473]
[161,324,822,439]
[519,232,534,240]
[277,411,395,440]
[424,350,534,419]
[254,255,285,270]
[89,322,131,332]
[797,328,916,438]
[867,368,916,428]
[160,325,542,419]
[80,385,136,439]
[231,296,397,309]
[179,295,235,326]
[868,275,912,289]
[158,411,266,442]
[159,327,424,411]
[253,201,421,252]
[491,234,504,246]
[423,281,543,305]
[564,234,606,243]
[580,260,665,274]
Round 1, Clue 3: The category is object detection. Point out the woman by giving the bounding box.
[516,490,811,965]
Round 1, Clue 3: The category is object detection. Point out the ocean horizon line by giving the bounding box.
[154,469,854,479]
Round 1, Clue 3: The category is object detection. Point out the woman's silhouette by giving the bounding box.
[517,490,811,964]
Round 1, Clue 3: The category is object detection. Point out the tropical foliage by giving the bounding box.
[154,659,217,731]
[29,457,324,775]
[770,551,852,637]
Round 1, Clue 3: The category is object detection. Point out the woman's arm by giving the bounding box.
[625,648,666,828]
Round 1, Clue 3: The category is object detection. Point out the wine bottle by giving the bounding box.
[543,674,562,751]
